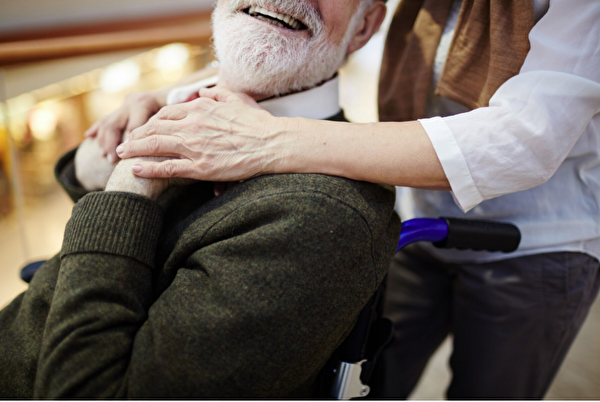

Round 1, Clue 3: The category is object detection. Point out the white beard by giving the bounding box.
[212,0,370,98]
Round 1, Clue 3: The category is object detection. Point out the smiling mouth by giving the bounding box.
[243,6,307,31]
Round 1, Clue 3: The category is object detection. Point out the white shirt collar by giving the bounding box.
[167,75,341,120]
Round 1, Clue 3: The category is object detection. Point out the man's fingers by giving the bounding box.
[131,159,193,179]
[117,134,186,159]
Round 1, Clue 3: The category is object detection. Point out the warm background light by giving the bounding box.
[99,59,141,94]
[28,103,60,141]
[155,43,190,71]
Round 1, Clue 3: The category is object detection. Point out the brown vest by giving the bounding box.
[378,0,534,122]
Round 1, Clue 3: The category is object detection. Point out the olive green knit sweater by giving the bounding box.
[0,150,399,398]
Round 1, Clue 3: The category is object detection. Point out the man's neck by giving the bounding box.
[256,76,341,119]
[218,73,337,103]
[166,74,341,120]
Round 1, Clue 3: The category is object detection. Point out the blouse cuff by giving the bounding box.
[418,116,483,212]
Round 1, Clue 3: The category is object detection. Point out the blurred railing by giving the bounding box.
[0,11,215,267]
[0,11,212,66]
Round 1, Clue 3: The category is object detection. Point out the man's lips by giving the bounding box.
[242,5,308,31]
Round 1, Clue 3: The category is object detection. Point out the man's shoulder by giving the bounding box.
[241,173,395,208]
[229,173,396,225]
[161,173,399,260]
[168,173,398,254]
[172,172,399,290]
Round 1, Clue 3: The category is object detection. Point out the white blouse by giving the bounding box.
[399,0,600,262]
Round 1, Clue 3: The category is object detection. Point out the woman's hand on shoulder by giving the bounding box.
[84,90,167,163]
[115,87,287,182]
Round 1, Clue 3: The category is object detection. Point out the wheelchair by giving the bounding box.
[20,217,520,400]
[318,217,521,399]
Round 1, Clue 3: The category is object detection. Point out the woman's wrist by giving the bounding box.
[265,116,318,175]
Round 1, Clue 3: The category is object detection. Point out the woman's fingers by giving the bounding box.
[117,93,278,182]
[131,158,194,179]
[198,87,263,110]
[97,126,123,163]
[84,121,100,138]
[127,105,188,141]
[197,86,235,102]
[117,134,185,159]
[95,110,129,161]
[124,104,158,139]
[84,91,163,161]
[154,103,189,121]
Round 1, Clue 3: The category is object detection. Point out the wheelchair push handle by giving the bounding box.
[434,217,521,252]
[396,217,521,253]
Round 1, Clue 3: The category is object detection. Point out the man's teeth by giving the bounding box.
[247,5,303,30]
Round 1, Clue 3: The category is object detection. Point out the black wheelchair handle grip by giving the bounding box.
[433,217,521,252]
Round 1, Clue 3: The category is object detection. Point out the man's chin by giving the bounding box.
[213,8,345,98]
[218,65,304,99]
[214,22,313,96]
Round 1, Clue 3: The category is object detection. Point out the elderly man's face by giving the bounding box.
[212,0,374,98]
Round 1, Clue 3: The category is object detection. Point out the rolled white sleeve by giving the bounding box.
[421,0,600,212]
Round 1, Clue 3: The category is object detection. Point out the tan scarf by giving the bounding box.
[378,0,534,122]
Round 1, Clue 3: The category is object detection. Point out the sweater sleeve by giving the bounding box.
[33,188,391,398]
[34,191,163,398]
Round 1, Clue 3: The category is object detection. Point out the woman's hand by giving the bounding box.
[85,90,167,162]
[85,67,220,163]
[115,87,285,182]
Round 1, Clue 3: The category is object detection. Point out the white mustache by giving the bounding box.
[221,0,324,36]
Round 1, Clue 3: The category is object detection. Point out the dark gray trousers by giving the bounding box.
[377,246,600,399]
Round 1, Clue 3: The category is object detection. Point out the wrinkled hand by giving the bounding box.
[85,91,165,162]
[105,157,193,201]
[115,87,282,183]
[75,138,117,191]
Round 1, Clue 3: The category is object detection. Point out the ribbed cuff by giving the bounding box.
[62,192,163,267]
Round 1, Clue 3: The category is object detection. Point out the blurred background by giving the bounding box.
[0,0,216,306]
[0,0,598,398]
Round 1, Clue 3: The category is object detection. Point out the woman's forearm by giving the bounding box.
[117,89,450,190]
[274,118,450,190]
